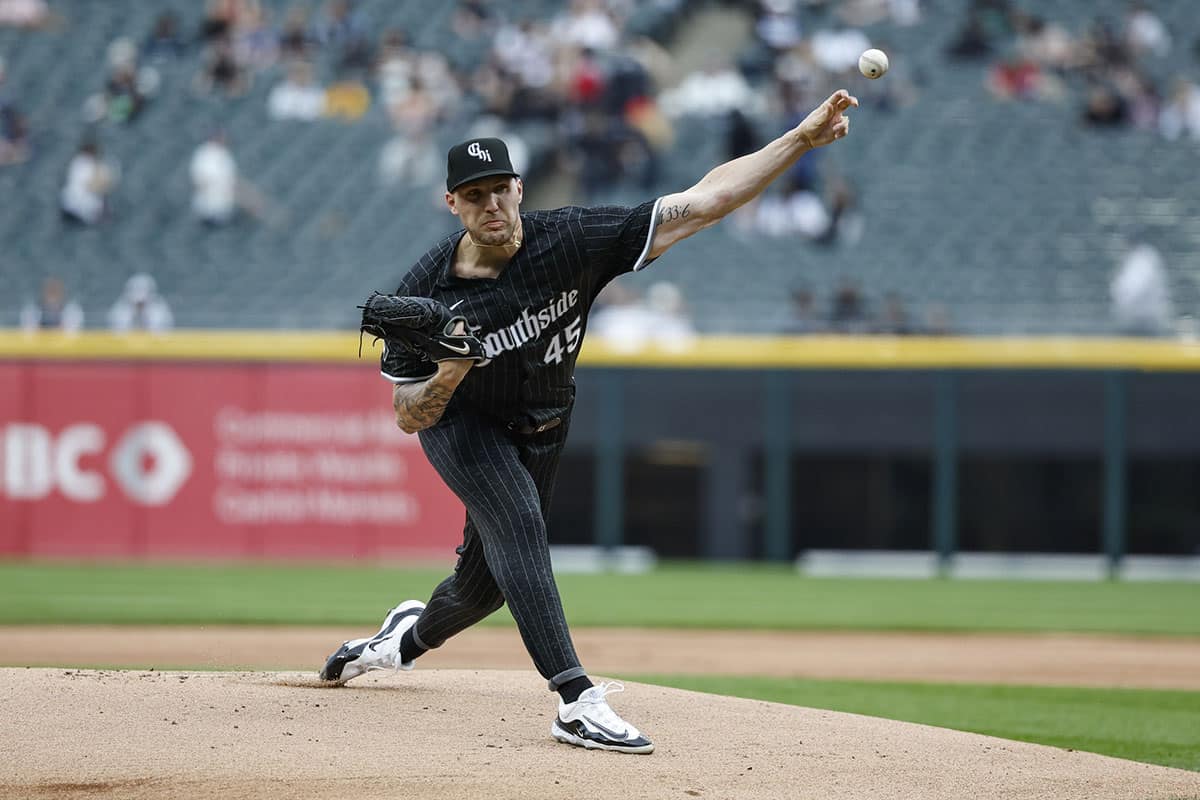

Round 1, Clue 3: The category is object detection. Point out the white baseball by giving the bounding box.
[859,48,889,79]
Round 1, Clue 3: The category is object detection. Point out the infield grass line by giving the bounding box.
[1,561,1199,635]
[630,674,1200,773]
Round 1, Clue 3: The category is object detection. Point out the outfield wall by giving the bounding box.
[3,330,1199,565]
[0,359,465,560]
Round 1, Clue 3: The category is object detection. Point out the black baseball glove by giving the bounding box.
[358,292,485,362]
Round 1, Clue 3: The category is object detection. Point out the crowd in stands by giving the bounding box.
[590,280,697,351]
[20,274,174,335]
[947,0,1200,140]
[3,1,1197,336]
[781,281,952,336]
[4,0,690,215]
[0,56,30,165]
[675,0,923,244]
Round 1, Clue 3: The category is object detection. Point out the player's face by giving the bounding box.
[447,177,523,246]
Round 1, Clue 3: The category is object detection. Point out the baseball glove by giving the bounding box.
[358,292,485,362]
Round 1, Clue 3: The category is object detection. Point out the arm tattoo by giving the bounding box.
[394,379,455,433]
[656,203,691,226]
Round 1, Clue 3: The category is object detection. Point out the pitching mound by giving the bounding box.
[3,669,1197,800]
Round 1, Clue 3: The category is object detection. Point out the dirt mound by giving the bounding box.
[3,668,1198,800]
[5,626,1200,688]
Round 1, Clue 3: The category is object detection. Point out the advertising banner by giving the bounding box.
[0,362,464,560]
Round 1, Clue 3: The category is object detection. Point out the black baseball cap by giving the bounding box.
[446,137,520,192]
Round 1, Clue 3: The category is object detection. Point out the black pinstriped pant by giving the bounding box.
[412,405,586,691]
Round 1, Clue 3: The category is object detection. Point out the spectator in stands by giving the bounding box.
[59,139,117,226]
[279,5,312,62]
[1016,15,1078,72]
[1114,68,1160,132]
[874,292,913,335]
[446,0,491,74]
[753,147,829,240]
[781,287,824,334]
[190,130,238,226]
[195,35,249,97]
[552,0,621,53]
[1078,17,1129,73]
[810,22,871,75]
[726,108,760,161]
[0,57,30,166]
[312,0,371,75]
[143,12,185,62]
[1123,1,1170,59]
[414,51,460,122]
[830,279,870,334]
[814,174,863,247]
[1160,77,1200,141]
[565,46,606,109]
[233,1,279,72]
[189,129,272,225]
[267,59,325,120]
[378,126,439,189]
[491,20,555,101]
[625,90,673,165]
[20,277,83,334]
[0,0,51,29]
[386,73,437,132]
[923,304,953,336]
[755,0,803,53]
[378,63,457,191]
[645,281,697,351]
[568,108,629,198]
[589,283,650,351]
[987,53,1043,102]
[590,281,696,352]
[324,76,370,120]
[109,274,173,334]
[836,0,921,28]
[96,66,142,124]
[84,38,159,125]
[376,29,414,109]
[946,10,994,61]
[1111,242,1173,337]
[199,0,238,42]
[659,59,765,118]
[1082,82,1128,127]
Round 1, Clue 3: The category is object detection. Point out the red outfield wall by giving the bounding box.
[0,362,464,560]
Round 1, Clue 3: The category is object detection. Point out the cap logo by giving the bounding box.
[467,142,492,162]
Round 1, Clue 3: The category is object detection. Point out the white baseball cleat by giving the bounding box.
[551,682,654,754]
[318,600,425,684]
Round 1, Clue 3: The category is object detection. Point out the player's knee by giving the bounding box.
[499,570,559,608]
[475,591,505,615]
[444,576,504,614]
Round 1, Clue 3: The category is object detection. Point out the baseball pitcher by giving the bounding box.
[319,89,859,754]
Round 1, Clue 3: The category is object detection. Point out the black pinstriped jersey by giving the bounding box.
[380,199,662,425]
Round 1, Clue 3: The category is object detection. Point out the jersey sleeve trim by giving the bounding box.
[631,197,664,272]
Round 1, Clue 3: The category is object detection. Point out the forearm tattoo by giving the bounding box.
[656,203,691,226]
[394,379,455,433]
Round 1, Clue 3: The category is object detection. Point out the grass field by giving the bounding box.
[632,675,1200,772]
[3,561,1199,634]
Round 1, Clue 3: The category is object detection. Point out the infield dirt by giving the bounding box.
[3,626,1200,688]
[4,668,1200,800]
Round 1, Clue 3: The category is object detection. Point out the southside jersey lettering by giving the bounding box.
[476,289,581,362]
[380,200,661,424]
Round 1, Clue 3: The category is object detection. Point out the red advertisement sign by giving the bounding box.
[0,362,464,561]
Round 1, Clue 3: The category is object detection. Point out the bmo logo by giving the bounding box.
[2,422,192,505]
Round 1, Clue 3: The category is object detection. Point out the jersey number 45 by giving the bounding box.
[543,315,582,365]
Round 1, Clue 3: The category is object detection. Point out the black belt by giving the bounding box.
[506,417,562,436]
